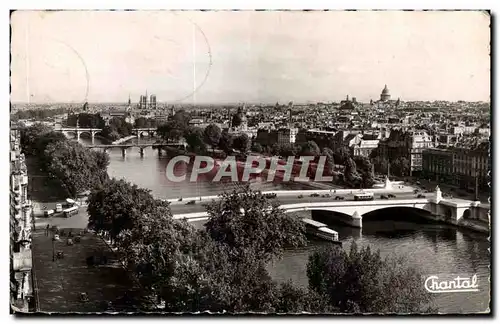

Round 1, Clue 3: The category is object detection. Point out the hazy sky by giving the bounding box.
[11,10,490,104]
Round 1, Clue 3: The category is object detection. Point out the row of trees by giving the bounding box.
[11,107,67,121]
[87,183,434,313]
[156,111,252,154]
[20,124,110,198]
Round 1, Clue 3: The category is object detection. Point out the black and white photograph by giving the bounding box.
[9,9,491,315]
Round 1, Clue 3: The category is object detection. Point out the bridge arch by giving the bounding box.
[63,130,78,139]
[361,206,435,223]
[79,130,93,139]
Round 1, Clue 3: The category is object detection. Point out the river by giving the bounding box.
[83,137,491,314]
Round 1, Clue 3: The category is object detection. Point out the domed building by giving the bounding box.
[380,84,391,102]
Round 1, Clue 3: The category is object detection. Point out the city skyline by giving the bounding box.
[10,10,490,104]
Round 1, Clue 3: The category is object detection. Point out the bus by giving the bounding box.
[354,192,374,201]
[63,206,79,218]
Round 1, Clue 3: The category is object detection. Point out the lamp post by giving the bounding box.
[52,234,56,262]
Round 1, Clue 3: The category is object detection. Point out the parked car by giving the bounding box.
[44,209,55,217]
[264,193,277,199]
[334,196,344,200]
[380,195,389,200]
[388,194,396,198]
[417,194,426,198]
[310,193,320,197]
[186,200,196,205]
[55,203,63,213]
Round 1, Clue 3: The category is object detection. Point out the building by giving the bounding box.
[10,127,34,312]
[422,148,455,183]
[422,141,490,192]
[277,128,298,145]
[139,95,147,109]
[149,95,157,110]
[380,84,391,102]
[297,129,337,148]
[352,139,380,157]
[378,129,434,174]
[408,130,434,173]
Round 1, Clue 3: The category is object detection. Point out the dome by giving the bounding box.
[382,85,390,94]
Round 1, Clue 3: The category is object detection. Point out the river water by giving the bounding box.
[85,138,491,314]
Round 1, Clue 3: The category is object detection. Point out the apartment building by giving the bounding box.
[422,141,490,192]
[10,127,34,312]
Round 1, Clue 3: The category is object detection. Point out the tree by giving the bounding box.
[87,178,166,239]
[251,142,263,153]
[321,147,335,175]
[334,146,351,165]
[203,124,222,150]
[344,157,361,187]
[372,156,389,175]
[233,133,250,153]
[391,157,410,177]
[307,242,434,313]
[300,141,320,157]
[43,140,109,197]
[354,156,375,188]
[185,126,207,153]
[204,186,306,263]
[20,123,53,155]
[157,121,185,143]
[218,131,234,153]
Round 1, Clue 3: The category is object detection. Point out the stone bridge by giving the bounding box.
[171,188,490,229]
[54,127,158,143]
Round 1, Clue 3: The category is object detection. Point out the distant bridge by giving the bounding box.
[85,142,187,157]
[169,188,490,229]
[54,127,158,143]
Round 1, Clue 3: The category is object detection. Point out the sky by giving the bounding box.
[10,10,490,104]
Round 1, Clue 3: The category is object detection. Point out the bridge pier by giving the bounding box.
[121,148,127,157]
[139,147,145,157]
[91,132,95,144]
[158,147,163,157]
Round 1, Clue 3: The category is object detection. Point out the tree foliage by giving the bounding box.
[185,126,207,153]
[307,242,434,313]
[204,186,306,262]
[43,140,109,197]
[87,178,168,239]
[203,124,222,149]
[218,131,234,153]
[232,133,250,153]
[300,141,320,157]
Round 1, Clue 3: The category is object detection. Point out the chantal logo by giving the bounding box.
[424,274,479,293]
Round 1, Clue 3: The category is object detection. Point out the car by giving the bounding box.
[186,200,196,205]
[334,196,344,200]
[310,193,320,197]
[417,194,426,198]
[388,194,396,198]
[413,189,420,194]
[298,195,304,199]
[321,194,331,198]
[264,193,277,199]
[44,209,55,217]
[380,195,388,199]
[55,203,63,213]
